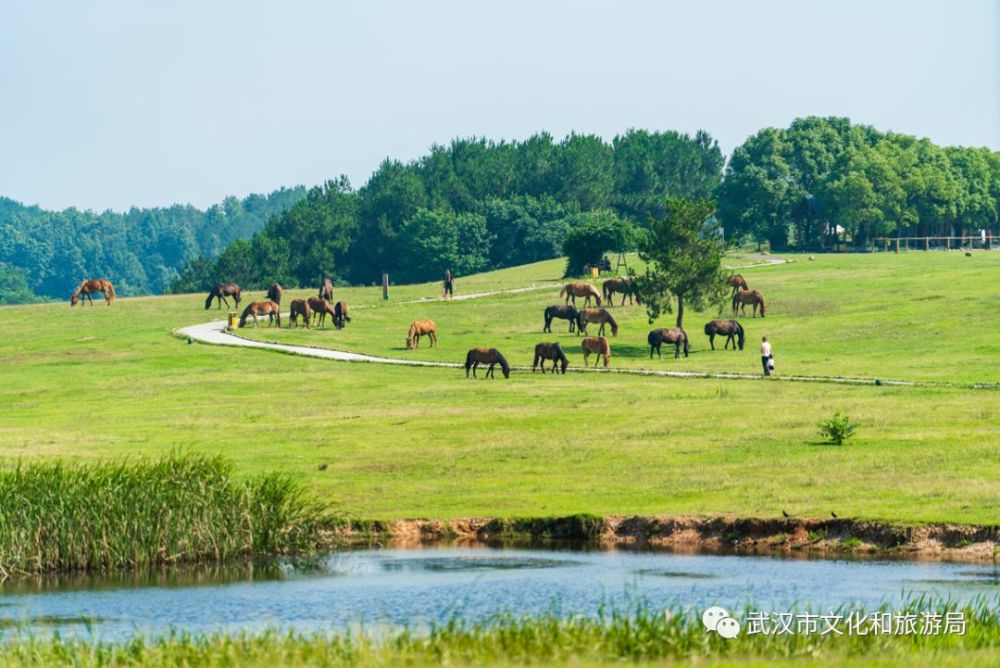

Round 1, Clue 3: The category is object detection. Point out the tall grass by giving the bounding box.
[0,454,335,577]
[2,602,1000,666]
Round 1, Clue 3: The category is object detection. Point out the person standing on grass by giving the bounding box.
[443,269,454,299]
[761,336,773,376]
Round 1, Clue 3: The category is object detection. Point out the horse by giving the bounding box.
[581,336,611,367]
[266,282,283,305]
[728,274,749,295]
[704,320,744,350]
[648,327,689,359]
[70,279,116,306]
[602,277,641,306]
[406,320,437,349]
[205,283,242,310]
[465,348,510,378]
[543,305,579,333]
[307,297,337,327]
[333,301,351,330]
[560,282,602,307]
[319,278,334,302]
[732,289,766,317]
[238,301,281,328]
[289,299,311,328]
[532,342,568,374]
[577,308,618,337]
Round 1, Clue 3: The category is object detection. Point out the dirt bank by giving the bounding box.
[338,515,1000,563]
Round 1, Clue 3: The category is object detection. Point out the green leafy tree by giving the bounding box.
[637,198,726,329]
[561,210,635,277]
[395,209,491,282]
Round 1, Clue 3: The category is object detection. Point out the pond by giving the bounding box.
[1,546,997,640]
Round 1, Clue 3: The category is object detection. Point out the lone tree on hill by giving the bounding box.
[637,197,727,329]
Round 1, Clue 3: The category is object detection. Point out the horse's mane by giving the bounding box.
[600,338,611,355]
[554,344,568,363]
[238,302,254,327]
[733,320,745,346]
[604,310,618,335]
[492,349,510,375]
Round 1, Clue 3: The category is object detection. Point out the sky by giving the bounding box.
[1,0,997,212]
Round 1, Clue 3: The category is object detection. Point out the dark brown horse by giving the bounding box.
[70,279,116,306]
[704,320,744,350]
[205,283,242,310]
[532,342,569,374]
[648,327,689,358]
[238,301,281,328]
[465,348,510,378]
[732,289,766,317]
[266,282,283,305]
[406,320,437,349]
[333,301,351,330]
[319,278,334,302]
[577,308,619,337]
[728,274,749,295]
[560,282,602,307]
[581,336,611,367]
[602,277,641,306]
[543,305,579,333]
[289,299,311,328]
[307,297,337,327]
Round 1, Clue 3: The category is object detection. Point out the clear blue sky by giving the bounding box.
[2,0,997,212]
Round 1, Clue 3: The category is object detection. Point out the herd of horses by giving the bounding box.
[68,270,767,380]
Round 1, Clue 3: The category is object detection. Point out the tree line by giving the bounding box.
[0,188,306,303]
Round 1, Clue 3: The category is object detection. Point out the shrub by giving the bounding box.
[819,412,858,445]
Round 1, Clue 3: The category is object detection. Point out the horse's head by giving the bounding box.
[406,336,414,350]
[70,294,78,307]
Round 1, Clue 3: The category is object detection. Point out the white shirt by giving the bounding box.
[761,341,772,357]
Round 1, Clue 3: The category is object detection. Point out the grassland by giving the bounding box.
[0,252,998,524]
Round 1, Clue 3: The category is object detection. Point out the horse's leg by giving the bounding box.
[472,361,478,378]
[710,334,716,350]
[487,363,495,378]
[675,342,681,359]
[86,292,94,306]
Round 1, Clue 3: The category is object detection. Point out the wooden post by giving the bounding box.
[925,237,930,251]
[894,238,900,253]
[381,273,389,301]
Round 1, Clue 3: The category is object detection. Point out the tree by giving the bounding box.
[637,198,726,329]
[395,209,491,282]
[561,210,635,277]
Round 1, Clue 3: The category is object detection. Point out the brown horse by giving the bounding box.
[602,277,641,306]
[319,278,334,302]
[577,308,619,337]
[728,274,749,295]
[205,283,242,310]
[333,301,351,330]
[704,320,744,350]
[307,297,337,327]
[238,301,281,328]
[70,279,116,306]
[289,299,311,328]
[465,348,510,378]
[543,305,579,333]
[732,289,766,317]
[406,320,437,349]
[648,328,689,359]
[266,282,283,305]
[560,282,602,307]
[581,336,611,367]
[532,342,569,374]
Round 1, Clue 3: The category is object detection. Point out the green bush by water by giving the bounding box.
[0,454,334,577]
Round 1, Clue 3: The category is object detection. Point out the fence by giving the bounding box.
[873,236,995,252]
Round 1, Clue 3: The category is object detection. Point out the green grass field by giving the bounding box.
[1,252,997,524]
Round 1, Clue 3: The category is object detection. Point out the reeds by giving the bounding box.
[0,454,334,577]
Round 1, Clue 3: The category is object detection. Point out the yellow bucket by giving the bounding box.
[227,312,239,329]
[590,266,600,278]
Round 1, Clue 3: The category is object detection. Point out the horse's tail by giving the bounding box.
[734,321,745,348]
[606,311,618,336]
[648,329,658,346]
[681,328,690,354]
[494,350,510,378]
[559,285,568,299]
[238,304,252,328]
[204,290,215,309]
[464,349,474,371]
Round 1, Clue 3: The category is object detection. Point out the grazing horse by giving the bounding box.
[728,274,749,295]
[732,289,766,318]
[307,297,337,327]
[577,308,619,337]
[333,301,351,330]
[465,348,510,379]
[289,299,311,328]
[581,336,611,367]
[532,342,569,374]
[704,320,744,350]
[205,283,242,310]
[266,282,283,305]
[543,305,579,333]
[602,277,641,306]
[238,301,281,328]
[406,320,437,349]
[560,282,602,307]
[648,327,689,359]
[70,279,116,306]
[319,278,334,302]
